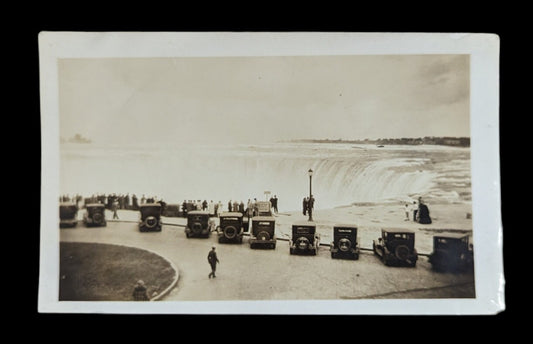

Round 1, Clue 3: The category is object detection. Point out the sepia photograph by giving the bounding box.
[39,32,503,314]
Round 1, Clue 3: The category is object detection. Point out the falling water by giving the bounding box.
[60,142,471,211]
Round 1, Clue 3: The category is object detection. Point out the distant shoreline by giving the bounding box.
[282,137,470,148]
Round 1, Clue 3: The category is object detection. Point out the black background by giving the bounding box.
[16,4,513,338]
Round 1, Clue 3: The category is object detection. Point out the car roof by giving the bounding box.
[434,232,470,239]
[60,202,77,207]
[140,203,161,208]
[382,228,415,234]
[292,221,316,227]
[334,223,358,229]
[219,212,243,217]
[86,203,105,207]
[252,216,276,221]
[188,210,209,215]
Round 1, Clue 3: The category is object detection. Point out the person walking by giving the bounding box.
[303,197,308,215]
[404,203,410,221]
[112,199,119,220]
[227,200,233,212]
[208,246,220,279]
[132,280,149,301]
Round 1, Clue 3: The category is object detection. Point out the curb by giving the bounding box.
[112,243,180,302]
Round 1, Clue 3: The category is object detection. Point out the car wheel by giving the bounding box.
[338,238,352,252]
[258,231,271,241]
[223,226,238,239]
[395,245,410,261]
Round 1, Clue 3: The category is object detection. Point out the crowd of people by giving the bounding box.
[60,193,281,219]
[181,195,279,218]
[60,193,166,211]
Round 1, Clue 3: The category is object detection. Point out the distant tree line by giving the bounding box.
[286,136,470,147]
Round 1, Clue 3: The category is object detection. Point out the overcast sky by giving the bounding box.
[58,55,469,145]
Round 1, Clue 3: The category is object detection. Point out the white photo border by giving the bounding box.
[38,32,503,314]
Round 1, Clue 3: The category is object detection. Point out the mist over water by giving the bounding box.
[60,142,471,211]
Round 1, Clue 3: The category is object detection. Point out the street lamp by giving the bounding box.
[308,168,313,221]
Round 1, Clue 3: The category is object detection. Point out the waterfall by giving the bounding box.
[60,142,469,211]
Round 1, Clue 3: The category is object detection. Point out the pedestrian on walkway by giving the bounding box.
[208,246,220,279]
[112,199,119,219]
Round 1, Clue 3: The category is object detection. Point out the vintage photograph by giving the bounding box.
[39,32,503,314]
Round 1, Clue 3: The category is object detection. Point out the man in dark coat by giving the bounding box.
[182,200,188,217]
[228,200,233,212]
[308,195,315,217]
[303,197,308,215]
[272,195,278,214]
[132,194,139,210]
[208,246,220,279]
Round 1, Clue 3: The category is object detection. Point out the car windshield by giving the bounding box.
[189,214,208,222]
[60,205,77,217]
[435,238,464,250]
[294,226,314,234]
[387,233,413,240]
[140,206,161,217]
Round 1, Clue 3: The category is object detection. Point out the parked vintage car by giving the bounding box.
[289,222,320,255]
[59,202,78,228]
[83,203,107,227]
[428,233,474,272]
[185,210,213,238]
[373,229,418,266]
[249,216,276,249]
[217,212,247,244]
[255,201,272,216]
[162,204,181,217]
[330,224,360,260]
[139,203,162,232]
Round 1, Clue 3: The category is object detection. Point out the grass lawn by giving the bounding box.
[59,242,176,301]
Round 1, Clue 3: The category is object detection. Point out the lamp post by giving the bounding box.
[308,168,313,221]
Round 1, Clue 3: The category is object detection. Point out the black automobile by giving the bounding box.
[428,233,474,272]
[59,202,78,228]
[289,222,320,255]
[217,212,247,244]
[83,203,107,227]
[139,204,162,232]
[255,201,272,216]
[249,216,276,249]
[185,210,213,238]
[330,224,360,260]
[373,228,418,267]
[162,204,181,217]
